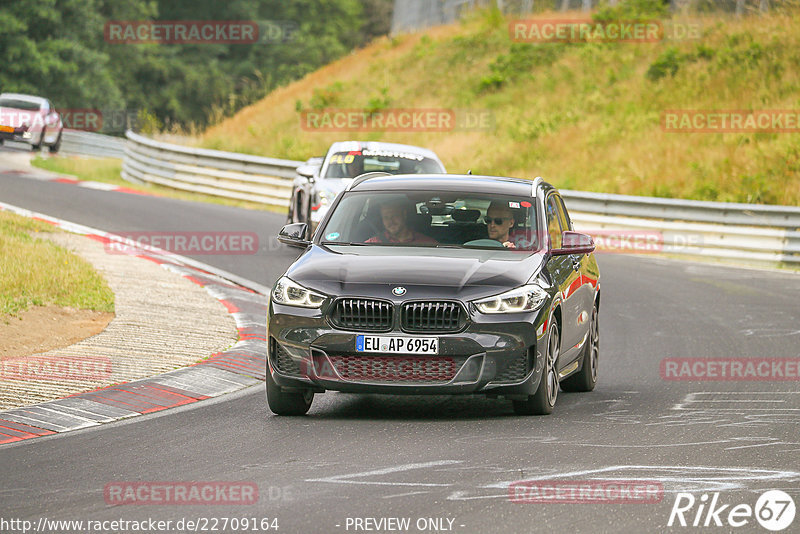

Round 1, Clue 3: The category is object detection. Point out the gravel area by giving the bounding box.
[0,232,238,410]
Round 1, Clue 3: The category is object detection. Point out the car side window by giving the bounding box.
[555,195,571,231]
[546,196,563,249]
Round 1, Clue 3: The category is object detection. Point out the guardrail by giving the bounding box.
[121,130,303,207]
[561,190,800,265]
[119,132,800,267]
[61,130,126,159]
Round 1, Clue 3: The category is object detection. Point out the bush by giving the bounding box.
[366,87,391,113]
[480,44,564,91]
[594,0,670,22]
[309,82,345,110]
[646,47,683,81]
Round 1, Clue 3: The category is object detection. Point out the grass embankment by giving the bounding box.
[30,156,284,213]
[199,4,800,205]
[0,211,114,317]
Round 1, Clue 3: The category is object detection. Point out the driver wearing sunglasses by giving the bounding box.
[485,201,518,249]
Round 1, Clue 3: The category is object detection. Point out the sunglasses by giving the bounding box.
[484,216,511,225]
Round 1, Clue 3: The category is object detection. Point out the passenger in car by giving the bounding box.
[366,199,438,244]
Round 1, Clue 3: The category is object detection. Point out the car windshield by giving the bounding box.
[323,150,444,178]
[319,190,540,251]
[0,98,41,111]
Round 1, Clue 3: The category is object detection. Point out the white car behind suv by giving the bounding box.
[0,93,63,152]
[288,141,446,229]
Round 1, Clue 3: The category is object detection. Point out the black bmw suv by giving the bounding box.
[267,174,600,416]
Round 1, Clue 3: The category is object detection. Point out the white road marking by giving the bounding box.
[306,460,461,487]
[382,491,431,499]
[673,392,800,412]
[447,465,800,501]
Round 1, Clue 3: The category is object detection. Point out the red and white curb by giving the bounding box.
[1,167,152,196]
[0,201,269,445]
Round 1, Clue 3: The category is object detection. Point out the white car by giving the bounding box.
[288,141,446,229]
[0,93,63,152]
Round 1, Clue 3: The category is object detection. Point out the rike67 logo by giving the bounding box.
[668,490,796,531]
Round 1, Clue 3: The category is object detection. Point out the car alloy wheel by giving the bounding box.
[513,319,559,415]
[544,322,560,406]
[589,307,599,382]
[292,193,306,224]
[49,132,62,153]
[32,128,44,151]
[561,304,598,393]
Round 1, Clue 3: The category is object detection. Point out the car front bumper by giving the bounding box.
[0,126,51,145]
[267,301,549,396]
[0,128,33,143]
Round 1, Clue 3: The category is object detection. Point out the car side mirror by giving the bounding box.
[552,231,595,255]
[277,223,311,248]
[296,164,316,180]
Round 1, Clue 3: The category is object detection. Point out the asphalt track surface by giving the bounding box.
[1,148,799,533]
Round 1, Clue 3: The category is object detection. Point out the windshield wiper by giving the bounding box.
[320,241,367,246]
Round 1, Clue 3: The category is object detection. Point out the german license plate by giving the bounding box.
[0,125,13,133]
[356,335,438,354]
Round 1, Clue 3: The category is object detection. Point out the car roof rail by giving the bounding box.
[346,172,393,191]
[531,176,543,196]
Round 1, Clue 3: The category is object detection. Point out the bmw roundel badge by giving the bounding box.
[392,286,406,296]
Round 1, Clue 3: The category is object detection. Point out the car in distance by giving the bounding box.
[267,173,600,416]
[0,93,63,152]
[287,141,446,229]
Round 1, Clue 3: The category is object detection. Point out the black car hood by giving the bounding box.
[285,245,545,301]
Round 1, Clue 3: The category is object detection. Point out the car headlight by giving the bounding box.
[472,284,548,314]
[318,189,336,205]
[272,276,326,308]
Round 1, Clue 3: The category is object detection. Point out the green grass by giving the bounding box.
[0,210,115,317]
[199,2,800,205]
[32,157,130,187]
[30,156,285,214]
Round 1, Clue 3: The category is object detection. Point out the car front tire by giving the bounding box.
[49,131,62,153]
[513,319,559,416]
[290,191,306,224]
[266,370,314,416]
[31,129,44,151]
